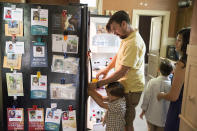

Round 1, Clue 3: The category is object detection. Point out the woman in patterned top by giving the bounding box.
[88,82,126,131]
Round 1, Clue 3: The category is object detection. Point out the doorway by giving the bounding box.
[138,15,156,63]
[132,10,170,79]
[132,9,170,57]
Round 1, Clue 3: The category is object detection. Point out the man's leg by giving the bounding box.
[125,92,142,131]
[155,126,164,131]
[147,121,157,131]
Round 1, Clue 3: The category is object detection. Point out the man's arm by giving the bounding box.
[97,64,130,87]
[89,64,130,88]
[106,54,117,72]
[88,89,108,109]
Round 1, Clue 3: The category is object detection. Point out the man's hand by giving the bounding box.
[96,68,109,79]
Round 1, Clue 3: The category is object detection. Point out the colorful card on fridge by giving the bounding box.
[30,75,47,99]
[45,108,62,131]
[51,55,79,74]
[63,56,79,74]
[62,110,77,131]
[51,55,64,73]
[52,34,78,54]
[50,83,76,100]
[6,41,24,54]
[52,34,67,52]
[28,108,44,130]
[6,73,24,96]
[66,35,79,54]
[7,108,24,130]
[30,41,48,67]
[7,20,20,35]
[64,13,78,32]
[3,54,22,69]
[31,8,48,35]
[4,7,23,36]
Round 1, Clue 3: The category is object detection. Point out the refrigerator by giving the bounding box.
[0,2,88,131]
[87,15,120,130]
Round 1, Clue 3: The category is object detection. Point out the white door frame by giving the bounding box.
[132,9,170,57]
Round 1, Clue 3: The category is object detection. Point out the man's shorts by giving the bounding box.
[147,121,164,131]
[125,91,142,126]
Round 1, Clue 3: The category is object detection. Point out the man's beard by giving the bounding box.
[119,35,127,39]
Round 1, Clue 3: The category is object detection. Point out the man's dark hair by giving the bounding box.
[159,59,173,76]
[108,10,130,25]
[106,21,111,33]
[106,82,125,97]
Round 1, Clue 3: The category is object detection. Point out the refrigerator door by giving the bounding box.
[0,2,89,131]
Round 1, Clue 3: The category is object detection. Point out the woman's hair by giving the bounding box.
[106,82,125,97]
[177,28,191,67]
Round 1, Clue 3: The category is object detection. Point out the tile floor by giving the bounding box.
[133,92,148,131]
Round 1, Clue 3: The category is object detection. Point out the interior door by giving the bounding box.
[180,2,197,129]
[147,16,162,80]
